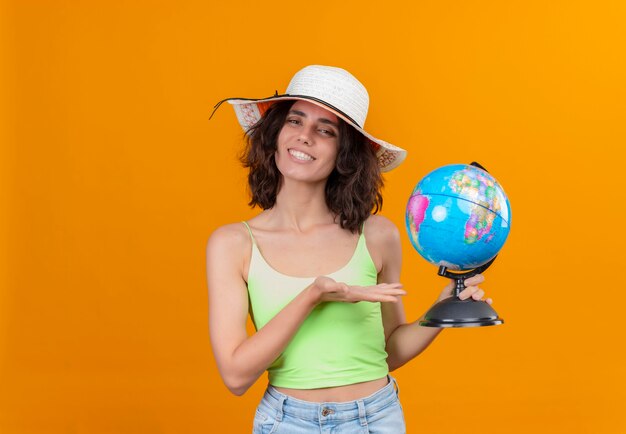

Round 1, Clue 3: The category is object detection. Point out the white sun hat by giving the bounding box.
[211,65,407,172]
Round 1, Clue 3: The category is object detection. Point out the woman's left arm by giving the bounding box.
[369,216,490,371]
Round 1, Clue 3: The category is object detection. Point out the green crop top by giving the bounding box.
[242,221,389,389]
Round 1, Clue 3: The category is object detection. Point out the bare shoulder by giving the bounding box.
[364,214,401,246]
[364,215,402,274]
[209,222,250,243]
[206,222,252,272]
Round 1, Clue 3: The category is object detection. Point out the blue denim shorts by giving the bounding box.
[252,376,406,433]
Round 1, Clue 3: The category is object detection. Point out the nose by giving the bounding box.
[297,126,315,145]
[298,131,311,146]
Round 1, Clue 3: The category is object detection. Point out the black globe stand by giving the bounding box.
[419,256,504,328]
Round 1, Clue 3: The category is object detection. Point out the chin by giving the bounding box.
[282,169,332,185]
[277,165,332,184]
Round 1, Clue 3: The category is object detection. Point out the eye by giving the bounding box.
[318,128,336,137]
[286,117,301,126]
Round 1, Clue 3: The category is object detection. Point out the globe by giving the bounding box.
[406,164,511,271]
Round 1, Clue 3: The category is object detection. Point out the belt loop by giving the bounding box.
[357,400,368,427]
[275,394,286,422]
[390,375,400,397]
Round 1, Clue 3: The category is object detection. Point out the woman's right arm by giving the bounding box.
[206,225,319,395]
[207,225,405,396]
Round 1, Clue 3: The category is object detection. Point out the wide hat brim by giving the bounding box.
[223,95,407,172]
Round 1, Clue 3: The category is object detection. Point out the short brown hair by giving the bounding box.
[240,100,383,233]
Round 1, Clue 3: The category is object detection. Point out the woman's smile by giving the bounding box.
[288,148,316,162]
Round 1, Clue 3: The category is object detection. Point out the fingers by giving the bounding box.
[463,273,485,286]
[352,283,406,303]
[458,286,482,300]
[458,286,488,302]
[457,274,491,302]
[318,280,406,304]
[371,284,407,303]
[371,295,404,303]
[377,282,404,289]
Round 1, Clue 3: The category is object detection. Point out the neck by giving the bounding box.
[269,179,335,231]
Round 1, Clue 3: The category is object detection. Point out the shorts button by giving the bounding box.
[321,408,334,416]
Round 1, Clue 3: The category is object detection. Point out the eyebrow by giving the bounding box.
[289,109,339,127]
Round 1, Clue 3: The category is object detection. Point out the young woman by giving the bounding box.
[207,65,490,433]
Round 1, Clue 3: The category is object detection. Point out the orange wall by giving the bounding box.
[2,1,625,433]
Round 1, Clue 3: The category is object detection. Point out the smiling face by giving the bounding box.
[274,100,341,184]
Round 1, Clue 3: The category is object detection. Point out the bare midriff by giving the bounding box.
[273,376,389,402]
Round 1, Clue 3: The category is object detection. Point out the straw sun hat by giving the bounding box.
[212,65,407,172]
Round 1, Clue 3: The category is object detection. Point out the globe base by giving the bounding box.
[419,297,504,328]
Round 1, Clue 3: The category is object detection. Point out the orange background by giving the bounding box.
[2,1,625,433]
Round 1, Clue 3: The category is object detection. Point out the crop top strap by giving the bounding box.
[241,221,257,246]
[360,218,369,237]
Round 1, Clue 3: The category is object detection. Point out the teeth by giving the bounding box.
[289,149,314,161]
